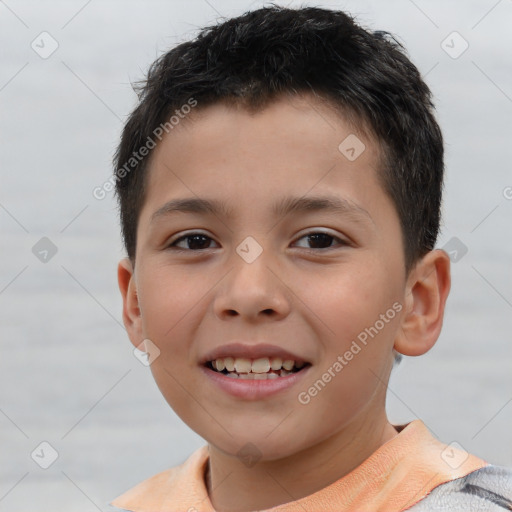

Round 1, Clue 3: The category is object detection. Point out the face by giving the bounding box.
[123,94,409,460]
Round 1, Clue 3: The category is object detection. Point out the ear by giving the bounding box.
[394,249,451,356]
[117,257,143,349]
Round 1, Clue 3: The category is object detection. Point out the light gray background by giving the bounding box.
[1,0,511,510]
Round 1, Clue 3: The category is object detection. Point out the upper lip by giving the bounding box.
[200,343,309,365]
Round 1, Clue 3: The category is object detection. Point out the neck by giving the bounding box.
[206,409,398,512]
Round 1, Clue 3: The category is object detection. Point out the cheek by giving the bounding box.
[295,268,400,431]
[137,267,208,421]
[297,260,399,350]
[136,266,213,404]
[138,265,206,342]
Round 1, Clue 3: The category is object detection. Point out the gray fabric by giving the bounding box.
[407,465,512,511]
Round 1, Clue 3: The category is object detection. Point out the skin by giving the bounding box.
[118,93,451,512]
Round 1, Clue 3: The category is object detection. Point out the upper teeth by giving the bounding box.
[211,357,305,373]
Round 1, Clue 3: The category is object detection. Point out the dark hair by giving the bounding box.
[114,4,444,273]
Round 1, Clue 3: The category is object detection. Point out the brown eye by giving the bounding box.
[169,233,217,250]
[293,231,346,250]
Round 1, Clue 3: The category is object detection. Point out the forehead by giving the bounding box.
[135,94,405,269]
[138,94,394,231]
[147,95,380,183]
[160,94,377,155]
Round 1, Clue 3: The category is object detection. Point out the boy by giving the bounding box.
[111,5,512,511]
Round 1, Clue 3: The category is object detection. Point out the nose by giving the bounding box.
[213,248,291,323]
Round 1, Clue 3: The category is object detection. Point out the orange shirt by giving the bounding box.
[111,420,487,512]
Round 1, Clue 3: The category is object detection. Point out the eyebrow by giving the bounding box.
[150,195,373,224]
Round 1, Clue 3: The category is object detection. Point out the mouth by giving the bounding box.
[204,356,311,380]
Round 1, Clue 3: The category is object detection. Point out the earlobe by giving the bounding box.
[117,258,143,348]
[394,249,451,357]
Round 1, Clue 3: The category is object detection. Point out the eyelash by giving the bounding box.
[166,230,349,252]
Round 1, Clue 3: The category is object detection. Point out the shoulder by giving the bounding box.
[407,465,512,511]
[110,445,211,512]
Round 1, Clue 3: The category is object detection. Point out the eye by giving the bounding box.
[167,232,218,251]
[293,231,347,250]
[166,230,348,252]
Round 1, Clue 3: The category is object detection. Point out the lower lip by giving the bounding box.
[200,365,311,400]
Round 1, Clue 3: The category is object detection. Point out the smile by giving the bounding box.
[207,357,309,380]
